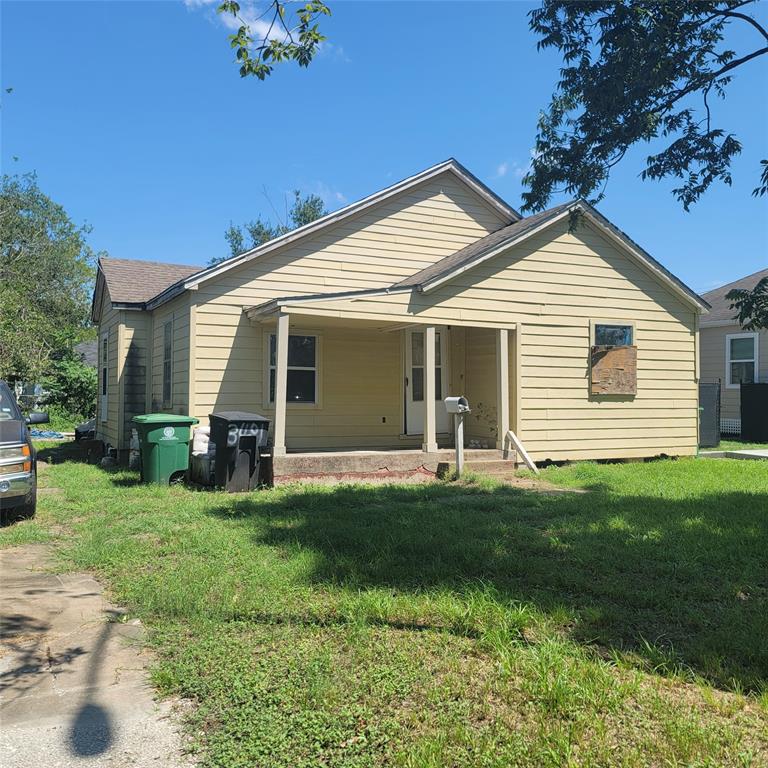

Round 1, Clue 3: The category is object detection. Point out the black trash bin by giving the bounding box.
[209,411,271,492]
[740,383,768,442]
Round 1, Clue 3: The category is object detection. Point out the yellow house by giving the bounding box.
[91,159,708,477]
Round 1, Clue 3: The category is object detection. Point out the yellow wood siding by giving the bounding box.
[464,328,497,444]
[288,218,699,460]
[96,303,121,448]
[191,173,508,434]
[119,312,152,448]
[700,325,767,421]
[150,294,190,415]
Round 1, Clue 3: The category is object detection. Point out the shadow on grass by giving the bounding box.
[36,441,91,465]
[208,482,767,693]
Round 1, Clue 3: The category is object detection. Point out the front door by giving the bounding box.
[405,329,449,435]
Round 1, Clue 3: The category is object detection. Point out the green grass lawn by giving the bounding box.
[714,438,768,452]
[4,446,767,767]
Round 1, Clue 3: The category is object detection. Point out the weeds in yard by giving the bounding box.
[3,449,766,767]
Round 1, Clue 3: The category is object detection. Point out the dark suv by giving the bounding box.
[0,381,48,523]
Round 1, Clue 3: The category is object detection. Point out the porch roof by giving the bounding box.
[242,286,516,330]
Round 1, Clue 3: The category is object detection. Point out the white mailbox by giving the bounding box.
[444,396,471,415]
[444,396,471,478]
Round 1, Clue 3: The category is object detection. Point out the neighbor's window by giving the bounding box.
[269,334,317,404]
[726,332,758,388]
[162,320,173,407]
[594,324,633,346]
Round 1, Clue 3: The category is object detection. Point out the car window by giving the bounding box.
[0,386,21,420]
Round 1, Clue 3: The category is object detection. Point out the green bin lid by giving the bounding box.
[132,413,199,425]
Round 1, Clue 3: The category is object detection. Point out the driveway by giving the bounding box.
[0,545,192,767]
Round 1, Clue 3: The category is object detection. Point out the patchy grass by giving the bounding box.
[3,448,766,767]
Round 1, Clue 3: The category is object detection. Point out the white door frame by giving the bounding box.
[404,327,450,435]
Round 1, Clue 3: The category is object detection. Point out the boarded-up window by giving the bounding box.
[591,345,637,395]
[162,321,173,408]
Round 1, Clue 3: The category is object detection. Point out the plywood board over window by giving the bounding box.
[591,346,638,395]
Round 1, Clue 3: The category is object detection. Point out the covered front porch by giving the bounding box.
[243,295,520,480]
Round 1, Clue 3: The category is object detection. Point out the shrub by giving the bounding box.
[41,356,97,420]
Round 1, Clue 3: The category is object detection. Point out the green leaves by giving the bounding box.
[212,191,327,265]
[523,1,768,212]
[0,174,97,382]
[216,0,330,80]
[726,276,768,331]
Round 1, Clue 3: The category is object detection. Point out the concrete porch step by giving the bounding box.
[436,455,518,478]
[270,447,515,484]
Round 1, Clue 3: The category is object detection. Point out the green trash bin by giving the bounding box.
[132,414,199,485]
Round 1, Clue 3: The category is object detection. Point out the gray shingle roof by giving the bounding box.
[74,340,98,367]
[99,257,201,305]
[392,199,707,311]
[700,268,768,326]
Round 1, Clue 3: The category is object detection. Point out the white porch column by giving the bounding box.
[272,311,290,457]
[422,325,438,453]
[496,328,510,449]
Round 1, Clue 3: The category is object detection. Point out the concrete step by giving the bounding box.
[436,455,517,478]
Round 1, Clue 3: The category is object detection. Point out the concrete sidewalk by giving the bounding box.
[0,545,193,767]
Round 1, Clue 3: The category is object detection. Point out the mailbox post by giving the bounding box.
[444,396,471,478]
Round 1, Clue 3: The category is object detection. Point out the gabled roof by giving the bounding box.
[392,201,573,290]
[394,199,708,312]
[98,257,200,305]
[700,269,768,327]
[146,159,520,309]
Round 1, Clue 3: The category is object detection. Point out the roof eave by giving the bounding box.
[420,201,709,313]
[243,285,415,320]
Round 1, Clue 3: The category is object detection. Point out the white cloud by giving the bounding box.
[312,181,347,208]
[495,150,537,181]
[185,0,291,43]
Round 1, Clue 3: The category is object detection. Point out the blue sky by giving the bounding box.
[2,1,766,293]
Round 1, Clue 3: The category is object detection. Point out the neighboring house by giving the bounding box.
[700,269,767,435]
[74,340,98,368]
[91,159,708,470]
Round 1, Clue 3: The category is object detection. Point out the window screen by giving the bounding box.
[269,334,317,403]
[594,324,633,346]
[163,321,173,407]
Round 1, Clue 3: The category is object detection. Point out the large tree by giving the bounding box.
[0,175,97,383]
[522,1,768,213]
[213,190,327,265]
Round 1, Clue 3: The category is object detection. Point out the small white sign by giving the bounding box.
[162,426,175,439]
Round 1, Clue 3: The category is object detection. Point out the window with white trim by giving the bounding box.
[100,333,108,422]
[269,334,317,404]
[162,320,173,408]
[726,332,758,388]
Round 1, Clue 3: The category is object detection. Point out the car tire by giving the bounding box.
[15,489,36,522]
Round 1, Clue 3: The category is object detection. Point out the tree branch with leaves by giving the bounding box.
[727,275,768,330]
[217,1,331,79]
[523,1,768,212]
